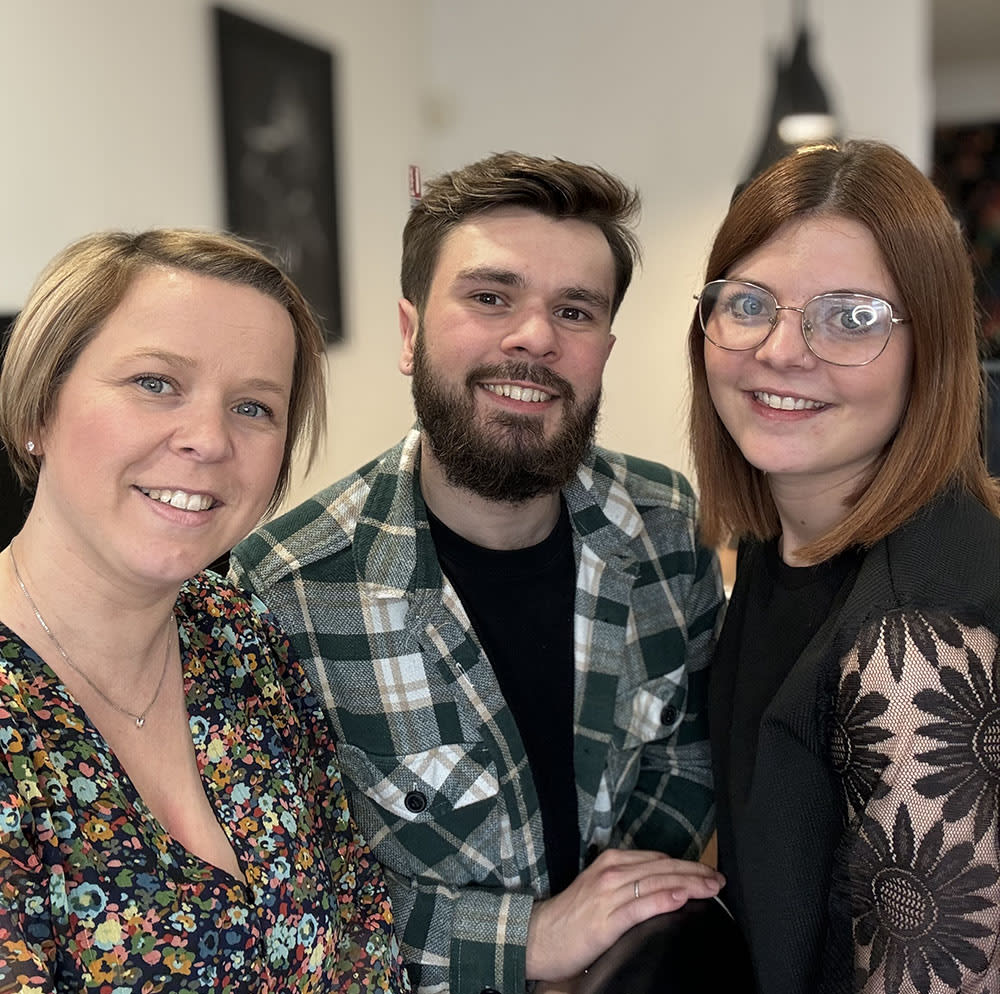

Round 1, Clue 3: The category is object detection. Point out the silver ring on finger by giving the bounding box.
[634,879,640,900]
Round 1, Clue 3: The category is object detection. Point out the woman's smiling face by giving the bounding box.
[704,213,913,500]
[33,266,296,593]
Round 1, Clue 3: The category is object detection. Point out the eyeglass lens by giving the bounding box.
[699,280,894,365]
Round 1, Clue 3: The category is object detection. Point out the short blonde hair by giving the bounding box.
[0,229,326,515]
[689,141,1000,561]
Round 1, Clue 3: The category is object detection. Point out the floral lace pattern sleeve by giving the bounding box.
[830,607,1000,994]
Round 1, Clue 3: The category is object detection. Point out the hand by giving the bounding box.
[525,848,724,982]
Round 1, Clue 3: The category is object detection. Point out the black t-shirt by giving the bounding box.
[711,537,862,918]
[427,501,581,894]
[726,540,861,792]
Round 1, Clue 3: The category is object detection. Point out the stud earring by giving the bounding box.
[25,440,35,454]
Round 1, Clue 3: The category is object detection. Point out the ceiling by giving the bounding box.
[932,0,1000,65]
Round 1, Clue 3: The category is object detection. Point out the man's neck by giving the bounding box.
[418,438,564,550]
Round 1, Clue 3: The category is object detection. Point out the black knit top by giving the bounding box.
[709,490,1000,993]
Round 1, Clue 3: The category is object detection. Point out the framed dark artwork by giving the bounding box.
[215,7,343,343]
[1,313,30,547]
[932,122,1000,356]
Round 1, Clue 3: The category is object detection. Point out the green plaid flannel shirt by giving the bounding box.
[230,428,722,994]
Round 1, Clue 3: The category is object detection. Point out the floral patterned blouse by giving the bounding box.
[0,573,411,993]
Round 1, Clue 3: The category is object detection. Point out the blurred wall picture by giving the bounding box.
[985,358,1000,476]
[933,121,1000,353]
[215,6,343,343]
[1,313,29,547]
[933,122,1000,475]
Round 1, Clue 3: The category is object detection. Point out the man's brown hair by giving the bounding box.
[401,151,641,319]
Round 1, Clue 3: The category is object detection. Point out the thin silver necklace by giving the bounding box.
[9,545,173,729]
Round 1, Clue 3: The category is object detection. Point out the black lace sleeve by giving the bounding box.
[830,607,1000,993]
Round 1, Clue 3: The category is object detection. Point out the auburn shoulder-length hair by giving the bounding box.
[689,140,999,562]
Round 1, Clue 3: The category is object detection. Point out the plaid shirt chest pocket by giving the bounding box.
[336,741,510,876]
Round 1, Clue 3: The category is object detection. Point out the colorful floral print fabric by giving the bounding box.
[0,573,410,993]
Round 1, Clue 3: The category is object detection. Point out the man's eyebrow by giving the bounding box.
[561,286,611,313]
[453,267,526,287]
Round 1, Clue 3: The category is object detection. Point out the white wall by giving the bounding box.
[2,0,929,509]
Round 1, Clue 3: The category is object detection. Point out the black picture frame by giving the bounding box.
[1,313,30,547]
[215,7,343,343]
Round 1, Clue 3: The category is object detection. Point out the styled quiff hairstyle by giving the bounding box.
[401,151,641,319]
[689,140,999,562]
[0,228,326,515]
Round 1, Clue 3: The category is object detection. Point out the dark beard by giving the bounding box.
[411,338,601,503]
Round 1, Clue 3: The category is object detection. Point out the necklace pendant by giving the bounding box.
[135,715,146,729]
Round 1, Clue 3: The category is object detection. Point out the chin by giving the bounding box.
[134,545,225,589]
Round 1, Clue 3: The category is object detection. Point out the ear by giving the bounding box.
[607,333,616,359]
[398,298,419,376]
[32,422,49,457]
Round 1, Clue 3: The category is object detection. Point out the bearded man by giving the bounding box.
[231,152,724,994]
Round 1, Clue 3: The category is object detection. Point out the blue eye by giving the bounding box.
[723,289,771,322]
[135,375,173,394]
[841,305,878,330]
[234,400,273,419]
[808,296,887,337]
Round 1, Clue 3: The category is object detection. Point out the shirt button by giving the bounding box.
[404,790,428,813]
[660,704,678,726]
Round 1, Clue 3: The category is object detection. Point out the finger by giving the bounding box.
[638,867,725,897]
[587,848,675,868]
[611,869,724,927]
[588,850,724,884]
[646,858,724,880]
[594,850,725,884]
[619,869,723,913]
[607,882,694,932]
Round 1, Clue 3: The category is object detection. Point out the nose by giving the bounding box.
[753,307,816,368]
[170,401,234,462]
[500,307,561,361]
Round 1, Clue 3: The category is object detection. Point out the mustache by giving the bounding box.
[464,362,576,402]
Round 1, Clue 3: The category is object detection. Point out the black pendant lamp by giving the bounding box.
[741,0,838,189]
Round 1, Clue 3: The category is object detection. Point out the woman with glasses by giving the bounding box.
[688,140,1000,993]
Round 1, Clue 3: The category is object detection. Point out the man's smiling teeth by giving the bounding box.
[139,487,214,511]
[754,391,826,411]
[483,383,552,403]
